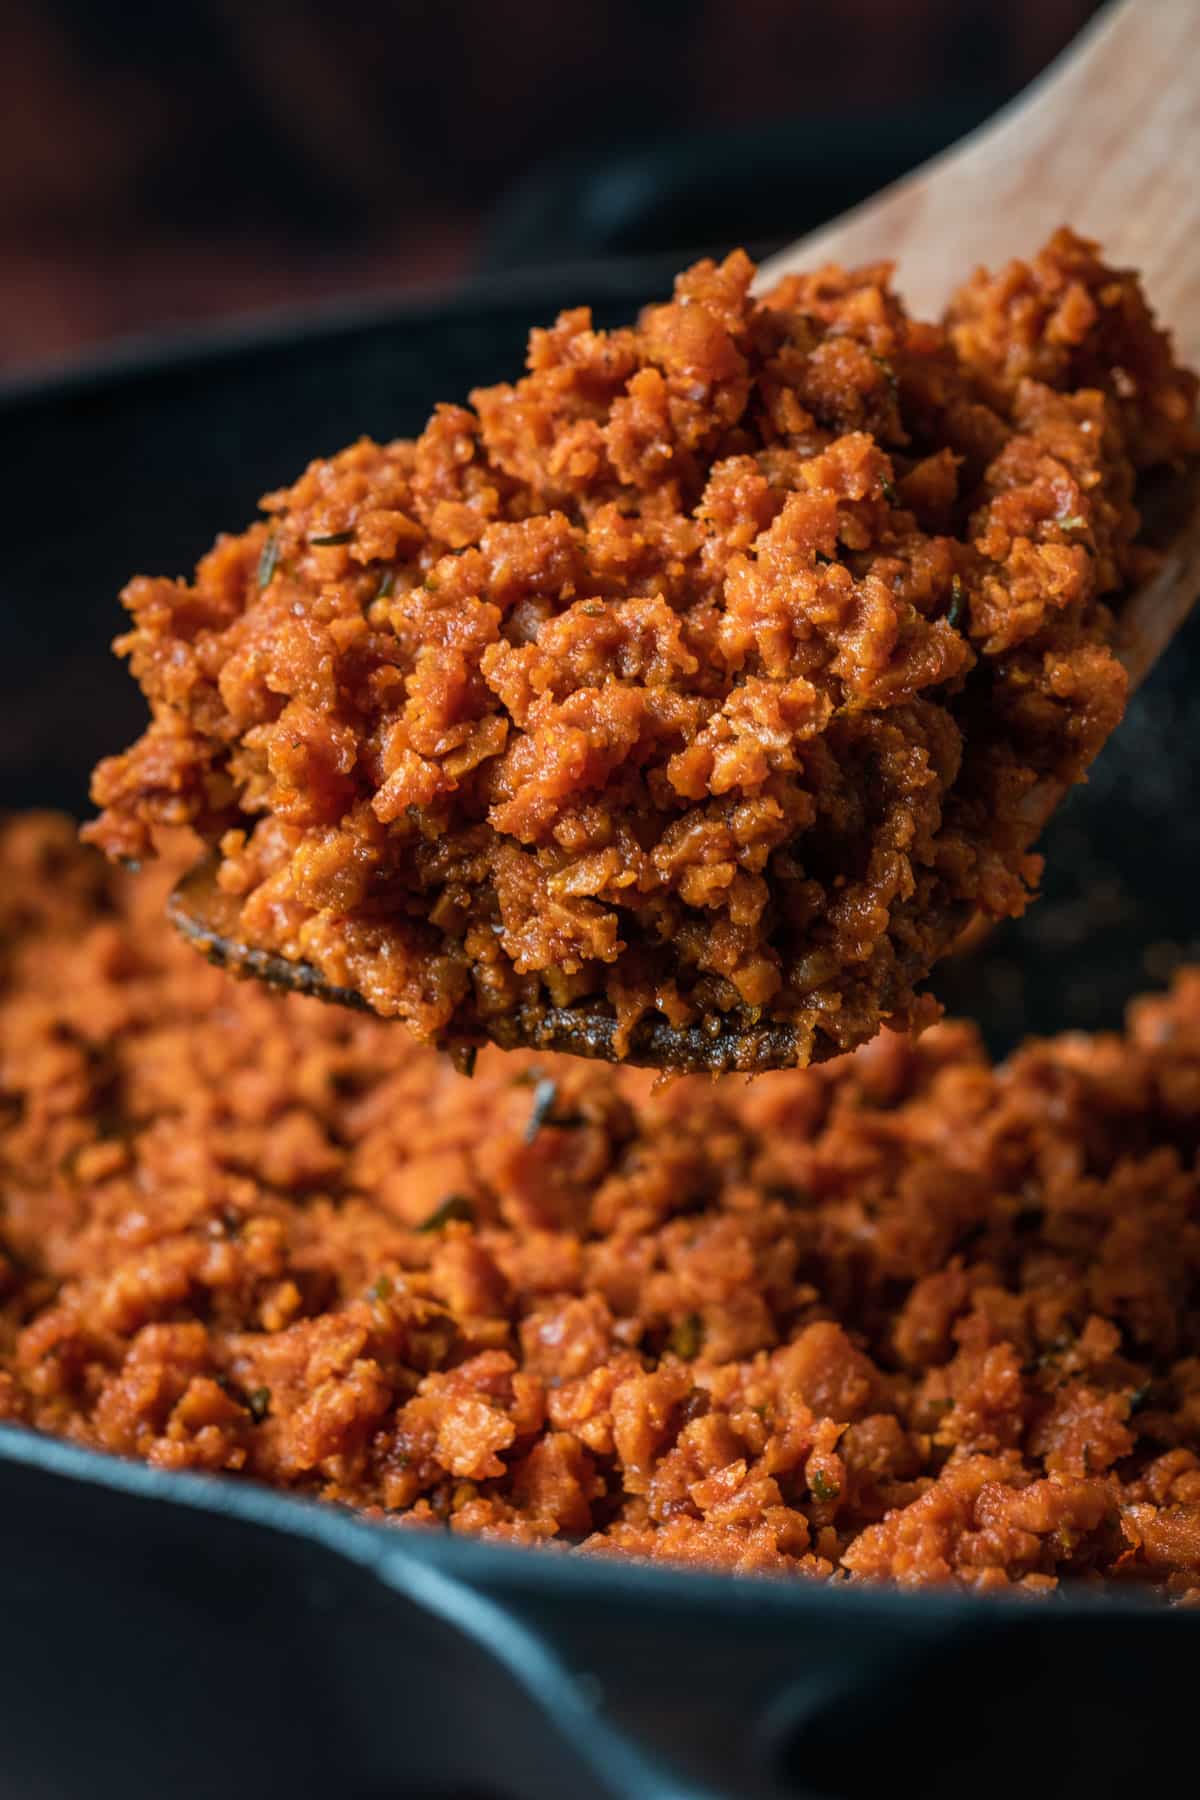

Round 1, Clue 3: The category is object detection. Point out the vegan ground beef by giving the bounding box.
[85,230,1198,1070]
[2,814,1199,1597]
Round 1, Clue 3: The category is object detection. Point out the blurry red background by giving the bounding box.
[1,0,1098,376]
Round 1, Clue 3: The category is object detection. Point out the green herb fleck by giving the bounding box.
[309,530,354,546]
[869,352,899,398]
[1057,514,1087,531]
[369,1273,394,1301]
[423,575,440,592]
[257,533,279,589]
[809,1468,840,1503]
[1128,1382,1153,1416]
[668,1313,704,1360]
[376,569,396,600]
[581,601,605,617]
[417,1193,476,1233]
[880,474,898,506]
[947,575,967,632]
[246,1387,271,1423]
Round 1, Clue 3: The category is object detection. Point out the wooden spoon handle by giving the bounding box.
[761,0,1200,368]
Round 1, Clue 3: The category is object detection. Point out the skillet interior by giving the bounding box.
[0,270,1197,1800]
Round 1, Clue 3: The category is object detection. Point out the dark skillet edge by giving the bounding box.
[0,252,691,414]
[0,1417,1181,1625]
[3,1418,1195,1800]
[0,1418,1189,1800]
[0,1421,709,1800]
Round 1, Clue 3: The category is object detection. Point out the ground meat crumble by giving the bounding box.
[2,813,1199,1597]
[84,230,1198,1070]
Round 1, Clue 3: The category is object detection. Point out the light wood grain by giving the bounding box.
[761,0,1200,369]
[763,0,1200,698]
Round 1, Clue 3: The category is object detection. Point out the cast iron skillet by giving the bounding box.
[1,265,1198,1800]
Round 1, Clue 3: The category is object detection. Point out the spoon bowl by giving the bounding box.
[168,0,1200,1069]
[171,855,971,1073]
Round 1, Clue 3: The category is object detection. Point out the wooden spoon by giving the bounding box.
[169,0,1200,1072]
[760,0,1200,697]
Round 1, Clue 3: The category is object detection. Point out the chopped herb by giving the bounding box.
[257,533,279,589]
[581,602,605,617]
[946,575,967,632]
[417,1193,476,1232]
[869,352,899,398]
[376,570,396,600]
[524,1077,560,1142]
[368,1273,394,1301]
[424,575,440,592]
[880,474,898,506]
[246,1387,271,1423]
[309,530,355,546]
[1129,1382,1153,1415]
[1057,514,1087,531]
[668,1313,704,1359]
[809,1468,840,1503]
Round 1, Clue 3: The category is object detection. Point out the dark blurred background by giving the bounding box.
[2,0,1102,378]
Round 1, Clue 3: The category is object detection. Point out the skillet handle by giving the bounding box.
[1,1429,818,1800]
[438,1562,1200,1800]
[379,1546,840,1800]
[5,1433,1196,1799]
